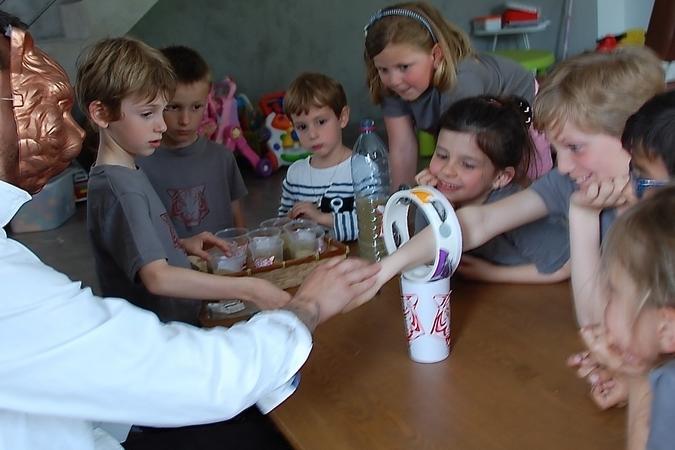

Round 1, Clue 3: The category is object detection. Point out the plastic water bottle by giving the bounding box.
[351,119,390,262]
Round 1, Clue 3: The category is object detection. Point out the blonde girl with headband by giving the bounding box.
[363,1,552,189]
[415,95,569,284]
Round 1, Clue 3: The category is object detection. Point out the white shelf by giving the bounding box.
[473,20,551,51]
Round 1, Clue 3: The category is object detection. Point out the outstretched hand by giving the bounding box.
[290,257,380,328]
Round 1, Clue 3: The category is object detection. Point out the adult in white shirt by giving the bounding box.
[0,11,379,450]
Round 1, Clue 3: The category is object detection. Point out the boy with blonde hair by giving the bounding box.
[137,45,247,237]
[78,37,289,325]
[278,72,358,241]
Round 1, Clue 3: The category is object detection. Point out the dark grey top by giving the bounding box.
[468,183,569,274]
[87,164,200,325]
[381,53,535,133]
[648,359,675,450]
[136,137,248,238]
[531,169,618,241]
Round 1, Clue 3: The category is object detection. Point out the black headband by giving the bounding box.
[364,7,438,44]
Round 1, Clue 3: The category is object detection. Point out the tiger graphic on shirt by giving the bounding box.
[167,185,210,228]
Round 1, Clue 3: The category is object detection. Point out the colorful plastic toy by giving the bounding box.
[201,78,275,177]
[258,92,311,168]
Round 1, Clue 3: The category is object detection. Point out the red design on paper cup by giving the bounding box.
[431,292,451,344]
[402,294,424,342]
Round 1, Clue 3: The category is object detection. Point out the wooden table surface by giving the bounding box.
[267,278,625,450]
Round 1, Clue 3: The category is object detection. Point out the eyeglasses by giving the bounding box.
[629,162,669,199]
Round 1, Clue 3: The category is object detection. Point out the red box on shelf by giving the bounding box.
[502,9,539,25]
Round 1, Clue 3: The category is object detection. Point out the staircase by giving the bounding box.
[3,0,159,81]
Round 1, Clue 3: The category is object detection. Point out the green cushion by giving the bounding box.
[493,49,555,72]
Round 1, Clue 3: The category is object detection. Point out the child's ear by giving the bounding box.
[339,106,350,129]
[658,307,675,353]
[431,44,443,69]
[491,167,515,189]
[88,101,110,129]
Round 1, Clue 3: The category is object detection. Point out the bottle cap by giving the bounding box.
[359,118,375,132]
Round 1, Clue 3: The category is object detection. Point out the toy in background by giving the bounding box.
[596,29,646,52]
[259,92,311,169]
[200,78,276,177]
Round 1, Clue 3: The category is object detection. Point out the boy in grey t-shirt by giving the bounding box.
[137,45,248,237]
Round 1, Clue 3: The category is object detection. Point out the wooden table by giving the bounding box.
[268,279,625,450]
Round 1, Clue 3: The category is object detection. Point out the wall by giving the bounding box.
[4,0,159,80]
[3,0,64,38]
[131,0,596,133]
[597,0,654,38]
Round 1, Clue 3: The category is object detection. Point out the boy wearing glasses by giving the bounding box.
[624,90,674,199]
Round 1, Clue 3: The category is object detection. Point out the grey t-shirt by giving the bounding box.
[468,184,569,274]
[530,169,618,240]
[381,53,535,133]
[137,137,248,238]
[87,164,201,325]
[647,359,675,450]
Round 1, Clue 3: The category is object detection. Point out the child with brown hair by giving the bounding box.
[278,72,358,241]
[415,95,569,283]
[137,45,248,237]
[580,186,675,449]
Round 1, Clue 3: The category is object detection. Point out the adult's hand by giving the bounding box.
[286,257,380,331]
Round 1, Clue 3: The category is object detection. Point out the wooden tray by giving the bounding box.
[194,237,350,328]
[190,237,350,290]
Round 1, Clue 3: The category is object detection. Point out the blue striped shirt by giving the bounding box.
[278,157,358,241]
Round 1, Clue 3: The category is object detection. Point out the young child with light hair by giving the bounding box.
[363,1,551,188]
[568,90,675,411]
[77,37,289,325]
[581,186,675,449]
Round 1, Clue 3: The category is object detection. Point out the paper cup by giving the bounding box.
[400,275,451,363]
